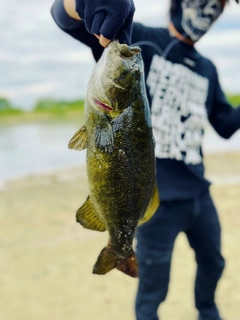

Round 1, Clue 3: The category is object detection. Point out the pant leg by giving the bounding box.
[185,191,225,320]
[135,200,192,320]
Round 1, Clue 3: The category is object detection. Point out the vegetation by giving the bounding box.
[0,98,85,124]
[34,99,84,114]
[227,94,240,107]
[0,98,23,116]
[0,94,239,124]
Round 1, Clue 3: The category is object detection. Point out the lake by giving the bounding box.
[0,122,86,183]
[0,122,239,184]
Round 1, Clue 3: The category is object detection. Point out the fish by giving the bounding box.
[68,41,159,278]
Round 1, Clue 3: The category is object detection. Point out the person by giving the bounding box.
[51,0,240,319]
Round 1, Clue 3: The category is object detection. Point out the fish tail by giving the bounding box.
[93,247,138,278]
[117,251,138,278]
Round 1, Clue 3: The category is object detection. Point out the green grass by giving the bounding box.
[0,98,85,124]
[34,99,84,114]
[227,94,240,107]
[0,98,24,116]
[0,94,239,125]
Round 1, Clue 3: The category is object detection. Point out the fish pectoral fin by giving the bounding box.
[76,196,106,232]
[138,184,160,226]
[95,122,114,153]
[68,125,87,150]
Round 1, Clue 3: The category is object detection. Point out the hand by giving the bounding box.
[74,0,135,47]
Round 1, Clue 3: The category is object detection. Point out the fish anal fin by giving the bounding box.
[93,247,138,278]
[76,196,106,232]
[138,184,160,226]
[68,125,87,150]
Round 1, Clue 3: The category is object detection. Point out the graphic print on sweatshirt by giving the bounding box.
[147,55,209,165]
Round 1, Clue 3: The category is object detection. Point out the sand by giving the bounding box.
[1,152,240,320]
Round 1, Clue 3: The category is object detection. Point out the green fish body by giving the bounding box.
[69,41,159,278]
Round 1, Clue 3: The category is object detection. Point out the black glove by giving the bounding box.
[75,0,135,45]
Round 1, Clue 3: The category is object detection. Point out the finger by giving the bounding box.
[94,33,110,47]
[100,11,134,45]
[91,11,106,34]
[99,35,111,47]
[99,14,124,42]
[116,20,132,46]
[116,13,134,45]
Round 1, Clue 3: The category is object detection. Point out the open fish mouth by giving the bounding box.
[94,98,113,111]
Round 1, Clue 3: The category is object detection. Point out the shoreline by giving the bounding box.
[1,117,239,188]
[0,163,86,191]
[1,152,240,320]
[1,150,240,187]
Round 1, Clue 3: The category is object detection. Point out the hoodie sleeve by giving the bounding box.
[51,0,103,61]
[74,0,135,45]
[208,67,240,139]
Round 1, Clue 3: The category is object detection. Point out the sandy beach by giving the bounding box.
[1,152,240,320]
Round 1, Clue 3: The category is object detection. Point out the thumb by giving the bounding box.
[99,34,111,47]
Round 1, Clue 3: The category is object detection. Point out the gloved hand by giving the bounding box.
[74,0,135,46]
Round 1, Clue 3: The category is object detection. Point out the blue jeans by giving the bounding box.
[135,190,225,320]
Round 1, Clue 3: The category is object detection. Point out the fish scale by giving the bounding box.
[68,41,160,278]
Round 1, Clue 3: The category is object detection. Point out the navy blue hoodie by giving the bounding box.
[51,2,240,200]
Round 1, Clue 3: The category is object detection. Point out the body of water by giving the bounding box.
[0,122,86,183]
[0,122,239,184]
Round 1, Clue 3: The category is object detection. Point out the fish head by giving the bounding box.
[87,41,142,116]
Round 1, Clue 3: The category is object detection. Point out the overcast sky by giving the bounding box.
[0,0,240,109]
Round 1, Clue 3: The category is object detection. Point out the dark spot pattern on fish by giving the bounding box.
[69,41,160,278]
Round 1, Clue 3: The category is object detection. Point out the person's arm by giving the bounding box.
[64,0,135,47]
[208,68,240,139]
[64,0,81,21]
[63,0,110,47]
[51,0,104,61]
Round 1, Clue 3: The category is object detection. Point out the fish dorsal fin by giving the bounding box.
[76,196,106,232]
[68,125,87,150]
[138,184,160,226]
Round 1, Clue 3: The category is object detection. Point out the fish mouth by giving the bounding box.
[94,98,113,111]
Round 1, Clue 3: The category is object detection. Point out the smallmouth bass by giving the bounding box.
[69,41,159,278]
